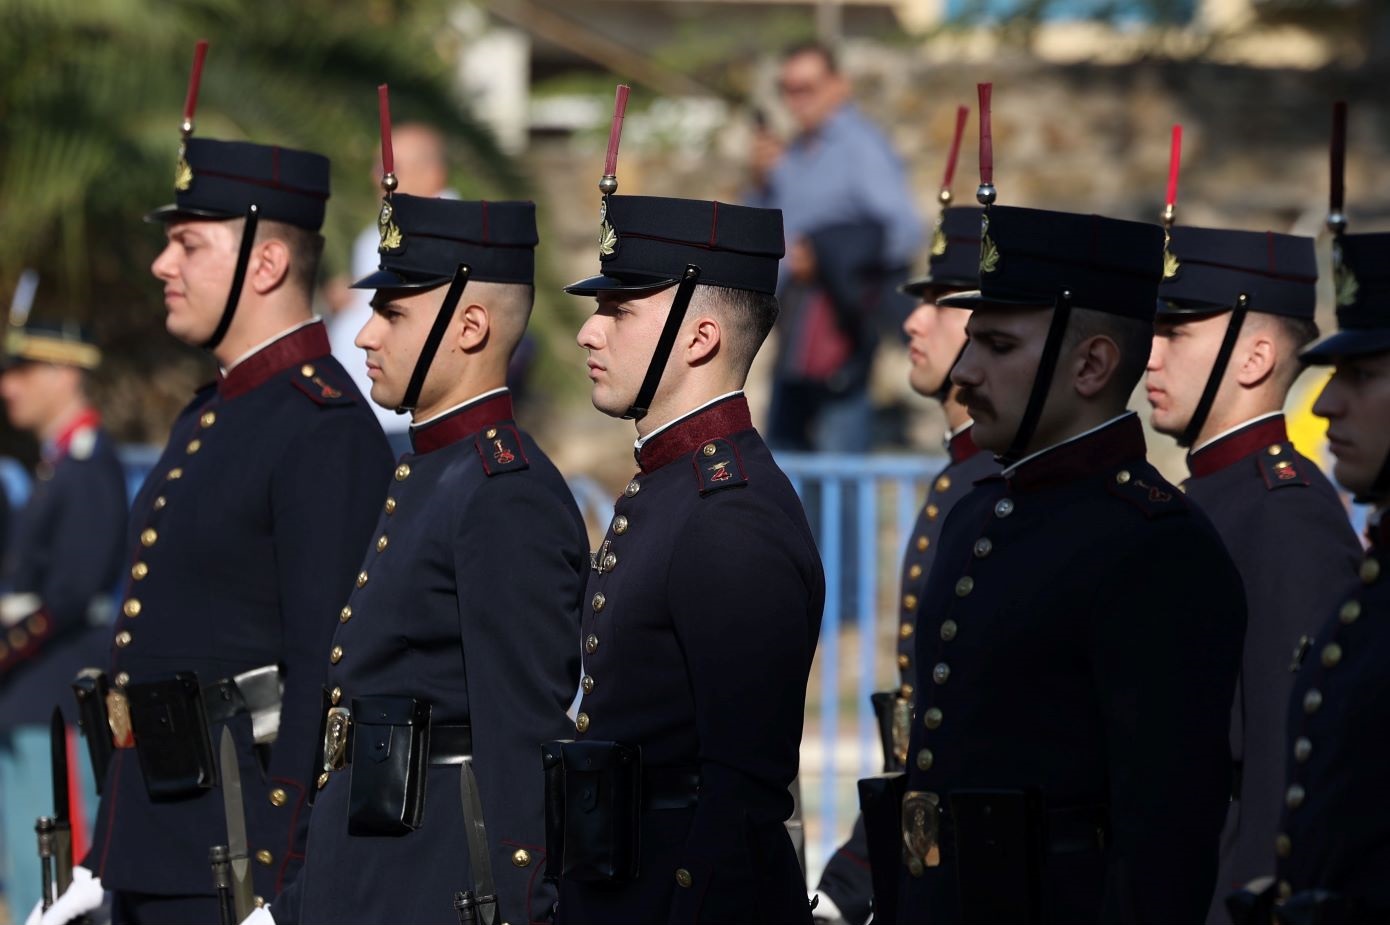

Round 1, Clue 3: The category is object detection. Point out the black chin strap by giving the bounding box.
[203,203,260,351]
[623,264,702,421]
[397,264,472,415]
[1001,290,1074,465]
[1179,294,1250,449]
[934,341,968,404]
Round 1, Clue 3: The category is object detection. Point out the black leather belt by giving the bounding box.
[335,723,473,767]
[938,802,1109,857]
[643,766,700,811]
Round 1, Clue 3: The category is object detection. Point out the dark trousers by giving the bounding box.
[112,890,220,925]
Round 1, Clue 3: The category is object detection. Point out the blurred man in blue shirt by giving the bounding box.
[749,41,921,451]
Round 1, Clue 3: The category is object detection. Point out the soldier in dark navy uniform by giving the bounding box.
[54,51,394,925]
[0,320,126,919]
[1227,231,1390,925]
[549,153,824,921]
[815,189,999,925]
[878,195,1246,923]
[1145,225,1361,921]
[267,119,588,925]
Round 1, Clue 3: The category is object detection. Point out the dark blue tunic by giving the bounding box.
[557,395,825,925]
[1181,414,1361,921]
[816,425,999,925]
[1273,513,1390,921]
[0,417,127,729]
[895,413,1247,924]
[85,322,393,904]
[285,391,588,925]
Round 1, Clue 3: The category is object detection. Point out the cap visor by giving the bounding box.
[1301,328,1390,365]
[349,268,451,291]
[144,203,242,224]
[1154,299,1232,319]
[563,273,681,296]
[937,289,1055,310]
[900,277,978,299]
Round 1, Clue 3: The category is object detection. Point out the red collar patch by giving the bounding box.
[638,395,754,473]
[410,392,516,455]
[219,323,332,400]
[1188,415,1289,480]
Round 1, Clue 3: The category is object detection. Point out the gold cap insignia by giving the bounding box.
[1333,245,1359,307]
[378,197,402,252]
[978,213,998,274]
[175,149,193,192]
[930,217,948,257]
[599,220,618,258]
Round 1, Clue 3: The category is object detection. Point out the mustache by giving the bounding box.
[956,386,994,418]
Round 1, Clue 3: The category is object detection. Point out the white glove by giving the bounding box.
[811,891,849,924]
[240,905,276,925]
[38,867,104,925]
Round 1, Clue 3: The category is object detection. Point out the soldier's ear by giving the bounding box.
[1233,332,1277,388]
[684,315,722,367]
[455,301,491,353]
[248,238,292,295]
[1072,333,1122,399]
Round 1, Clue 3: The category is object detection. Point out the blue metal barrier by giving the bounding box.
[776,451,946,873]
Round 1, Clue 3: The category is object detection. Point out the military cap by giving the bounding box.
[1157,226,1316,319]
[1303,232,1390,362]
[940,206,1164,321]
[146,138,331,231]
[2,321,100,370]
[352,196,538,291]
[565,195,785,296]
[902,206,983,297]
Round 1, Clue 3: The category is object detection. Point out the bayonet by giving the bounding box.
[453,757,498,925]
[218,727,256,922]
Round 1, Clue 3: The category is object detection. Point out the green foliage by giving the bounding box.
[0,0,525,440]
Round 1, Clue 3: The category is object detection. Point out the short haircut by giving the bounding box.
[690,284,780,375]
[1248,312,1320,389]
[1063,307,1154,402]
[782,40,838,74]
[235,218,325,297]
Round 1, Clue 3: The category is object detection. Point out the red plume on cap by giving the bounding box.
[376,84,402,251]
[976,83,995,205]
[182,40,209,132]
[600,84,631,195]
[1329,101,1348,235]
[940,105,969,204]
[1163,124,1182,227]
[378,84,396,186]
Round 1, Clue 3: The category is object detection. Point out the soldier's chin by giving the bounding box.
[1148,408,1185,440]
[907,366,943,398]
[1333,456,1376,500]
[589,385,629,420]
[164,309,213,348]
[969,417,1010,454]
[369,381,403,412]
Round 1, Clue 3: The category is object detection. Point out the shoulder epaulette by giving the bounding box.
[1257,443,1311,491]
[474,424,529,476]
[1105,467,1186,519]
[692,438,748,496]
[289,364,357,407]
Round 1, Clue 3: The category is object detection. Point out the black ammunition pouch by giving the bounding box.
[125,672,217,801]
[71,668,115,794]
[949,789,1047,924]
[347,696,431,836]
[541,739,642,883]
[857,772,908,925]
